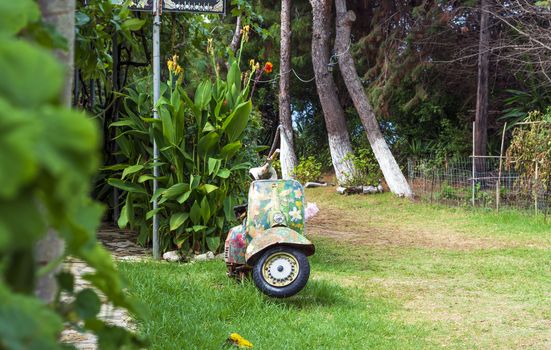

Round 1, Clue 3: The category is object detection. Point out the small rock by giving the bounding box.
[215,253,225,260]
[193,251,215,262]
[118,256,146,262]
[163,250,183,262]
[304,181,328,188]
[362,185,378,194]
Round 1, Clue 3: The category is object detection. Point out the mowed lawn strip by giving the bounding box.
[119,187,551,349]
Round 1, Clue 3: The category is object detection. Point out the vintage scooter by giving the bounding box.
[224,151,315,298]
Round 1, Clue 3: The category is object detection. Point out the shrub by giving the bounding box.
[294,156,322,183]
[343,148,383,186]
[506,107,551,190]
[108,46,261,253]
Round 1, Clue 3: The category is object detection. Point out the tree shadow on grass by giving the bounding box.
[269,280,351,309]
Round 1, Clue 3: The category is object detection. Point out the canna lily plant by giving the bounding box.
[108,37,265,253]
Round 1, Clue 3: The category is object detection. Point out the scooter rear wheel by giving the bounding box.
[252,246,310,298]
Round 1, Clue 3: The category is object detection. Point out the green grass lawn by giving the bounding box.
[119,188,551,349]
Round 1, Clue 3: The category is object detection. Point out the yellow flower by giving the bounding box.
[240,24,251,42]
[249,59,255,69]
[167,60,174,72]
[227,333,253,348]
[240,25,250,34]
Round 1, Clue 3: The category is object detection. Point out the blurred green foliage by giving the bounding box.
[0,0,144,348]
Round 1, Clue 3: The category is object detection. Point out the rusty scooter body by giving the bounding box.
[224,153,315,298]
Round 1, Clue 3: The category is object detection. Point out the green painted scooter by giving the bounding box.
[224,152,315,298]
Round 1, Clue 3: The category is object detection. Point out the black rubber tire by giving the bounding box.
[252,246,310,298]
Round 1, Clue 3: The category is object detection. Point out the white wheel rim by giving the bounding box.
[262,252,299,287]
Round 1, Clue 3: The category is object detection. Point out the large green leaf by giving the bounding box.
[117,203,129,228]
[182,91,202,127]
[0,194,46,250]
[145,208,162,220]
[160,183,189,203]
[189,201,201,225]
[159,107,175,144]
[121,18,146,31]
[199,196,211,223]
[223,196,236,221]
[0,284,63,350]
[108,179,147,194]
[169,212,189,231]
[201,184,218,194]
[75,289,101,320]
[190,175,201,190]
[0,100,38,198]
[0,0,39,35]
[226,61,241,92]
[194,80,212,110]
[220,141,242,160]
[206,235,221,252]
[176,190,191,204]
[197,132,220,157]
[222,100,252,142]
[217,169,231,179]
[121,164,144,180]
[208,158,221,176]
[0,39,63,108]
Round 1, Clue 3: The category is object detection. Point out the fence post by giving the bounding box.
[535,162,539,216]
[472,122,476,207]
[496,122,507,212]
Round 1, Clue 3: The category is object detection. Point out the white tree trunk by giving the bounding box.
[279,0,298,179]
[334,0,412,197]
[35,0,75,303]
[309,0,356,184]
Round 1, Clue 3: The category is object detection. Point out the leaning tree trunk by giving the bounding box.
[279,0,298,179]
[309,0,356,184]
[334,0,412,197]
[35,0,75,303]
[475,0,490,167]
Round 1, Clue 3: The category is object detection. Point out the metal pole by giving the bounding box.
[152,0,161,260]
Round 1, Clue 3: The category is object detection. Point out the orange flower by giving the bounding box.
[263,62,273,74]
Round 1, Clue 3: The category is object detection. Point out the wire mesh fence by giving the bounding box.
[407,157,551,215]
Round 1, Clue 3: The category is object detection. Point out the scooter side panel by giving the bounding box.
[224,223,247,265]
[246,180,305,240]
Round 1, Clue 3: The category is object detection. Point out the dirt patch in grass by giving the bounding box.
[375,277,551,349]
[307,206,515,251]
[313,271,551,349]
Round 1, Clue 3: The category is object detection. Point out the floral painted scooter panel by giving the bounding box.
[246,180,305,241]
[225,223,247,264]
